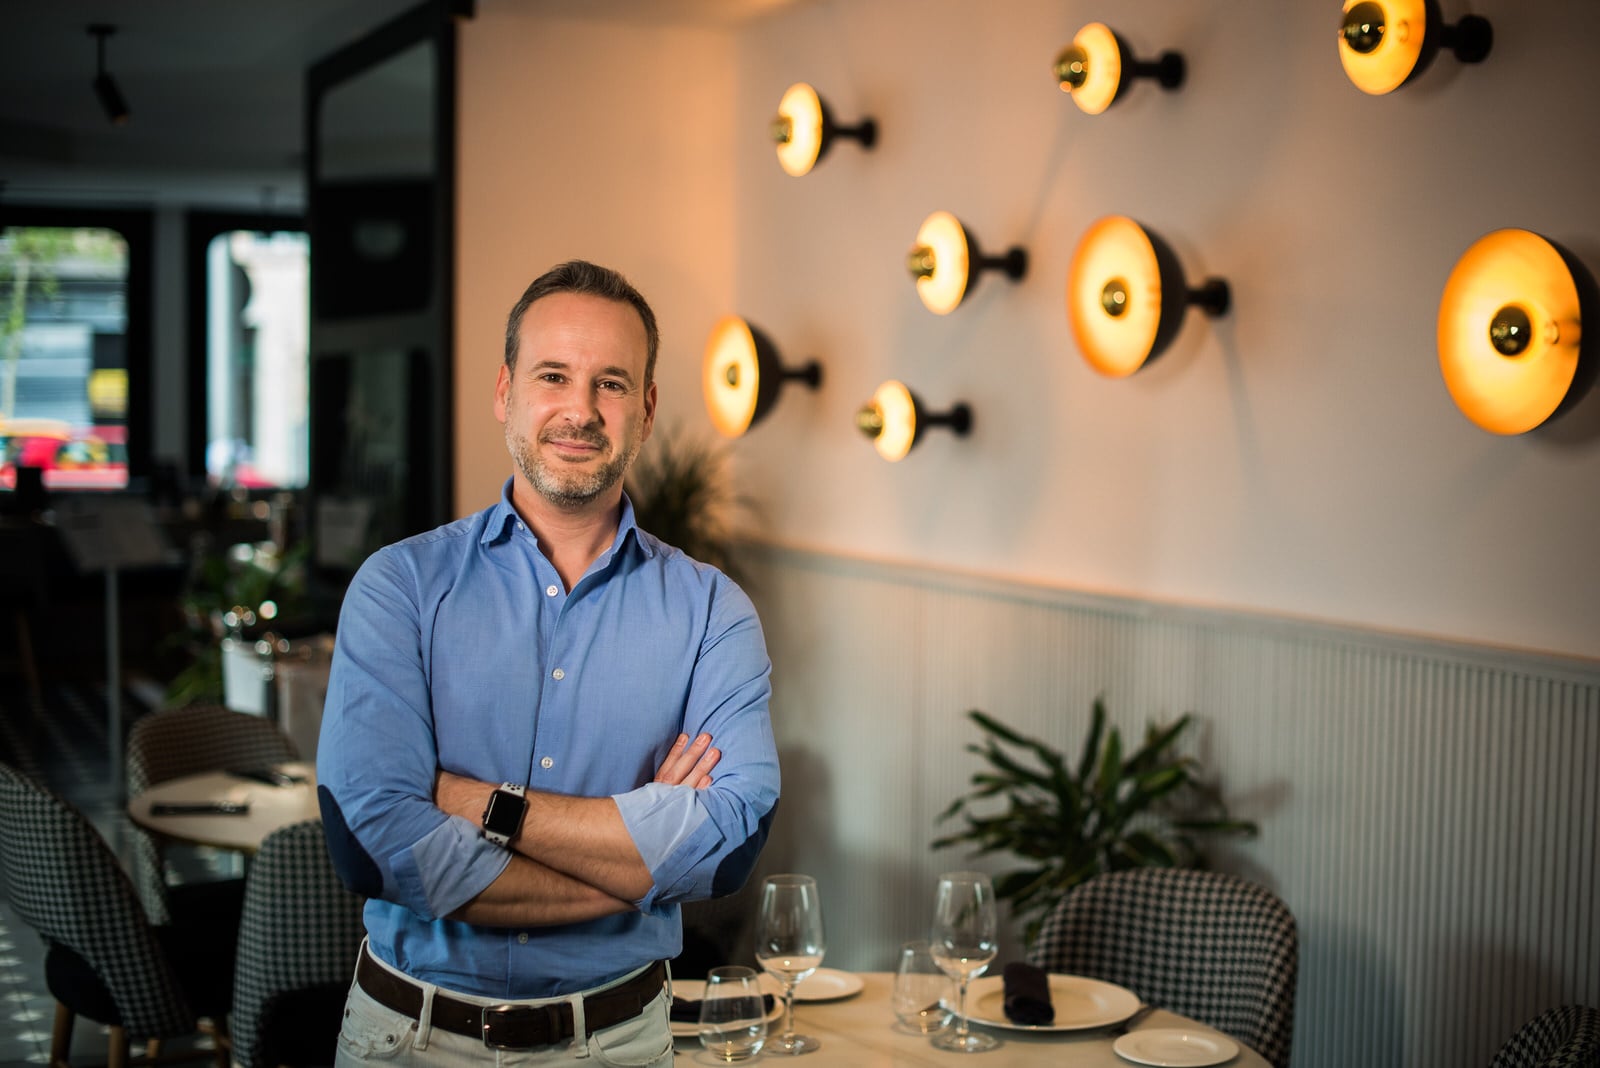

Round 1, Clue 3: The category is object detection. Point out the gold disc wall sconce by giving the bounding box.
[702,315,823,438]
[1053,22,1184,115]
[771,82,877,177]
[906,210,1028,315]
[1336,0,1492,95]
[855,380,972,462]
[1437,229,1587,435]
[1067,215,1230,377]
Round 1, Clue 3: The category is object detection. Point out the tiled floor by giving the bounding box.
[0,682,228,1068]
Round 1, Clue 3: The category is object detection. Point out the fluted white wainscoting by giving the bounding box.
[741,544,1598,1068]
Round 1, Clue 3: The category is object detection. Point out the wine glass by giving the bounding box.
[698,965,768,1061]
[929,870,1001,1053]
[753,873,826,1055]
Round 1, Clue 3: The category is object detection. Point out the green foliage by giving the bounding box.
[163,539,309,708]
[932,699,1259,945]
[625,423,754,582]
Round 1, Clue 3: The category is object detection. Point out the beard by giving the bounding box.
[506,418,641,509]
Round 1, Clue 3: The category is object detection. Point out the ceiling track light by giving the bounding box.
[771,82,877,177]
[1337,0,1491,95]
[1054,22,1184,115]
[88,24,130,126]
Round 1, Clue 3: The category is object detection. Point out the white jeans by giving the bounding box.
[334,953,673,1068]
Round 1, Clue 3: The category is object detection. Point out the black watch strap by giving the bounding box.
[481,782,528,847]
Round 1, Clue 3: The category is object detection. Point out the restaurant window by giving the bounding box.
[0,224,134,492]
[187,214,309,491]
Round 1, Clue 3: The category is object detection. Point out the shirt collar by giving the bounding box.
[481,478,655,563]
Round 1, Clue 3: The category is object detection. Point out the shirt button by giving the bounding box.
[551,668,565,680]
[546,585,558,597]
[518,932,529,944]
[540,756,554,770]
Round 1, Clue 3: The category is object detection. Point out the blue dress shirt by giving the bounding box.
[317,483,780,998]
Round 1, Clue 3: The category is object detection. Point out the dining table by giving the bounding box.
[126,760,320,854]
[670,970,1269,1067]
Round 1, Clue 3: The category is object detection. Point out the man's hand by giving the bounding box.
[656,732,721,789]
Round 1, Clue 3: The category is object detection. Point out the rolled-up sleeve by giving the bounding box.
[613,577,780,912]
[317,546,512,920]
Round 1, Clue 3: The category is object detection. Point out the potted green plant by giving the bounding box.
[932,698,1259,945]
[625,423,754,583]
[163,537,309,708]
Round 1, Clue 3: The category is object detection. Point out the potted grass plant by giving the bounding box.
[932,698,1259,945]
[625,423,754,583]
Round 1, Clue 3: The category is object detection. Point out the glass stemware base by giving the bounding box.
[931,1027,1000,1053]
[764,1033,822,1056]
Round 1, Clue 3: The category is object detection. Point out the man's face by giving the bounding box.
[495,291,656,511]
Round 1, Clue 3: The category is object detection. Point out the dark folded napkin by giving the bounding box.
[670,993,776,1024]
[1002,961,1054,1026]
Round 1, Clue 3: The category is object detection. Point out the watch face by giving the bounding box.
[483,789,527,840]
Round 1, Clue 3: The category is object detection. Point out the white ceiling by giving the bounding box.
[0,0,799,211]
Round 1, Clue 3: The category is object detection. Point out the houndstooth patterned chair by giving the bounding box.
[1029,868,1298,1068]
[0,761,230,1068]
[1490,1005,1600,1068]
[126,703,299,924]
[230,819,366,1068]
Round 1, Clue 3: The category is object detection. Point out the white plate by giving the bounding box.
[791,968,865,1002]
[962,973,1141,1032]
[668,979,783,1039]
[1114,1028,1240,1067]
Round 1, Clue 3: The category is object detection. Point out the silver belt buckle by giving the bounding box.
[481,1002,565,1049]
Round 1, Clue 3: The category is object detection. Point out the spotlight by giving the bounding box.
[88,24,130,125]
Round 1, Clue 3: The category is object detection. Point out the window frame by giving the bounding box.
[183,210,308,490]
[0,204,153,490]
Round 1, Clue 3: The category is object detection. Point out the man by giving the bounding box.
[317,260,781,1067]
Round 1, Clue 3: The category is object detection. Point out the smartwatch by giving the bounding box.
[480,783,528,847]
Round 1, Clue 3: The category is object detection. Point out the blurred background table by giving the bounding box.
[127,761,318,854]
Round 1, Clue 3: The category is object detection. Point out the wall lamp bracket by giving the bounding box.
[703,315,823,437]
[1338,1,1491,95]
[907,210,1028,315]
[856,381,972,461]
[772,82,877,176]
[1054,22,1185,115]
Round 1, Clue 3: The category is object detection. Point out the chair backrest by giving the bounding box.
[0,761,196,1038]
[1029,868,1298,1068]
[126,702,300,796]
[1490,1005,1600,1068]
[230,818,366,1068]
[125,702,299,924]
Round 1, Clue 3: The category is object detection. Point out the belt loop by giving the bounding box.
[413,981,436,1050]
[567,992,590,1058]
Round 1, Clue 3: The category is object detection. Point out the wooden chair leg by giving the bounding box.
[49,1002,73,1068]
[109,1025,130,1068]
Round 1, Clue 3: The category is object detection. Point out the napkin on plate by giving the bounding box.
[670,993,776,1024]
[1001,961,1054,1025]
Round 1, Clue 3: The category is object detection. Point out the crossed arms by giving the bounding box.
[432,731,721,927]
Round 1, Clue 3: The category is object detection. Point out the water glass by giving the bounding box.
[892,939,954,1034]
[698,965,768,1061]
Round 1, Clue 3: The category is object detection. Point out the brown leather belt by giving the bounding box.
[356,946,667,1049]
